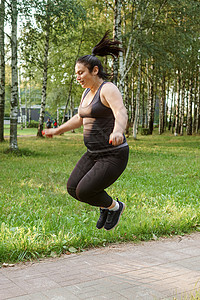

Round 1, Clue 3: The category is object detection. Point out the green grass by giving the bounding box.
[0,129,200,263]
[4,125,38,136]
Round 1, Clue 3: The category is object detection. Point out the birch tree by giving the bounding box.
[187,78,193,136]
[180,78,186,136]
[159,74,165,135]
[196,68,200,134]
[174,71,181,136]
[61,28,85,124]
[133,55,141,139]
[18,67,23,130]
[0,0,5,142]
[37,17,50,137]
[10,0,18,151]
[147,60,154,134]
[112,0,122,86]
[28,0,85,137]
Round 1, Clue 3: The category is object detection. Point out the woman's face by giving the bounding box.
[75,63,98,88]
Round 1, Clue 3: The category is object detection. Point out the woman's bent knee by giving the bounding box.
[67,182,78,200]
[76,185,92,203]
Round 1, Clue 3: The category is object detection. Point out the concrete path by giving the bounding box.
[1,233,200,300]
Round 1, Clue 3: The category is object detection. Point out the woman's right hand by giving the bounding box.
[43,128,58,137]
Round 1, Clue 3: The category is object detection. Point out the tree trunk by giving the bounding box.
[10,0,18,151]
[187,78,193,135]
[130,75,135,124]
[171,79,176,133]
[57,105,59,126]
[196,68,200,133]
[18,68,23,130]
[62,28,84,124]
[168,98,172,131]
[113,0,122,86]
[0,0,5,142]
[174,71,181,136]
[24,87,27,128]
[133,56,141,139]
[159,74,165,134]
[193,72,198,133]
[37,25,50,137]
[147,61,154,134]
[142,83,145,129]
[28,83,31,126]
[180,79,186,136]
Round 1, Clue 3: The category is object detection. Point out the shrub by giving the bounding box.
[27,121,39,128]
[141,128,151,135]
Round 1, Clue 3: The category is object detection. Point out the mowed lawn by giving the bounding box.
[0,130,200,263]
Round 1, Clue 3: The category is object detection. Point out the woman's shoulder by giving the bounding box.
[101,81,121,96]
[102,81,119,93]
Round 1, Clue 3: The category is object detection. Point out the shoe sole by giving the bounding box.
[104,203,125,231]
[96,225,104,229]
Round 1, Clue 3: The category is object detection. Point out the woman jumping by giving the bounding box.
[45,31,129,231]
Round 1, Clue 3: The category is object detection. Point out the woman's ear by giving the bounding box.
[92,65,99,75]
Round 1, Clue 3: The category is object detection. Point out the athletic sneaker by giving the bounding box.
[104,200,125,231]
[96,208,109,229]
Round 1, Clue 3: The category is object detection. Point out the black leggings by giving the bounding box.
[67,146,129,208]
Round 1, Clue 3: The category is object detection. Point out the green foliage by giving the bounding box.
[140,128,151,135]
[27,121,39,128]
[0,132,200,263]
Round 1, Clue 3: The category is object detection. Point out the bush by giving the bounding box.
[141,128,151,135]
[27,121,39,128]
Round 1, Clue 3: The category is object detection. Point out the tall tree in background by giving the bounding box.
[112,0,122,86]
[10,0,18,151]
[133,55,141,139]
[33,0,85,137]
[0,0,5,142]
[187,77,193,135]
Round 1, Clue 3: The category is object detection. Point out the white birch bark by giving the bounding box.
[18,67,23,130]
[180,79,185,136]
[159,75,165,135]
[10,0,18,150]
[28,83,31,126]
[193,73,198,133]
[187,78,193,135]
[62,28,84,124]
[133,56,141,139]
[147,61,154,134]
[174,71,181,136]
[196,68,200,133]
[130,76,134,124]
[25,87,27,128]
[0,0,5,142]
[37,25,50,137]
[113,0,122,87]
[57,105,59,126]
[171,79,176,134]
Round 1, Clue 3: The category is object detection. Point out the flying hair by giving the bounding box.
[91,30,123,58]
[76,31,123,80]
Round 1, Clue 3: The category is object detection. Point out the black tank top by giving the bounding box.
[78,82,127,152]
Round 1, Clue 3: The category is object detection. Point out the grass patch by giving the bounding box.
[4,125,38,137]
[0,131,200,263]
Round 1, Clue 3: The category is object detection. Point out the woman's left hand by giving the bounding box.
[109,132,124,146]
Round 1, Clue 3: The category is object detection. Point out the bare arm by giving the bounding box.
[101,83,128,146]
[44,114,83,136]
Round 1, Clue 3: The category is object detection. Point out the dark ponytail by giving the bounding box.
[76,31,123,80]
[91,30,123,58]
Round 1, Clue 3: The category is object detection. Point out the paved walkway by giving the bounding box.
[1,233,200,300]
